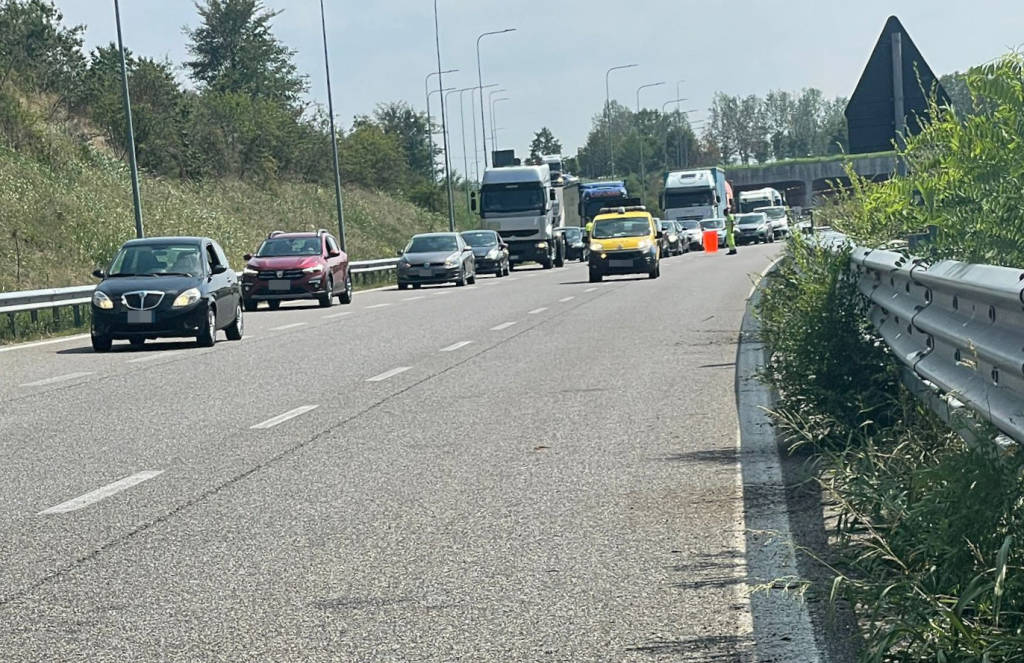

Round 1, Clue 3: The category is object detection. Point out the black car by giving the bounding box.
[560,226,589,261]
[90,237,243,352]
[658,220,685,256]
[460,229,509,277]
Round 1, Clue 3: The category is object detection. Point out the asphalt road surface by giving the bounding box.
[0,244,783,662]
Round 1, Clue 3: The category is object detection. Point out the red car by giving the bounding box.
[241,230,352,310]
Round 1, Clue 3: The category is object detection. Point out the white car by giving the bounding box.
[677,220,704,251]
[755,206,790,239]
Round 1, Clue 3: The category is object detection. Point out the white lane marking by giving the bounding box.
[127,351,180,364]
[250,405,319,430]
[0,333,91,354]
[38,470,165,515]
[505,277,519,282]
[323,311,353,320]
[584,287,598,293]
[270,322,307,331]
[490,321,518,331]
[558,296,575,303]
[440,340,473,352]
[20,372,94,388]
[402,296,425,302]
[366,303,391,309]
[367,366,412,382]
[528,307,548,315]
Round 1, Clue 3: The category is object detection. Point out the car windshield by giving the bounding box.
[659,221,674,231]
[407,235,458,253]
[681,221,701,230]
[257,237,321,257]
[701,219,725,229]
[592,218,651,239]
[756,207,787,219]
[108,244,203,277]
[736,214,766,225]
[563,228,582,241]
[461,231,498,248]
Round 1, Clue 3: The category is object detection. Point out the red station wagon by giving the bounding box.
[241,229,352,310]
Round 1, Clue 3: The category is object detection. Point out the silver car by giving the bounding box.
[678,220,704,251]
[755,206,790,239]
[397,232,477,289]
[734,213,773,245]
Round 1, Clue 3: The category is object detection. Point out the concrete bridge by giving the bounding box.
[726,153,897,208]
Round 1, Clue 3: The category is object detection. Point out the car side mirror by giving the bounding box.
[92,269,104,279]
[396,249,404,256]
[328,249,341,258]
[212,264,228,275]
[655,231,664,239]
[243,253,253,261]
[462,246,473,252]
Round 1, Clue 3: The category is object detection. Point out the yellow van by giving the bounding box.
[587,206,662,283]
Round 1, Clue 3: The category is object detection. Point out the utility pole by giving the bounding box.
[319,0,346,250]
[113,0,143,238]
[425,69,457,182]
[433,0,456,231]
[605,64,638,178]
[476,28,515,169]
[635,81,665,205]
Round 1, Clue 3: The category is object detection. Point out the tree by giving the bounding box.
[528,127,562,163]
[358,102,432,180]
[0,0,85,109]
[184,0,306,104]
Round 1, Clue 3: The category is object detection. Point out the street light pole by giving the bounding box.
[635,81,665,205]
[444,87,475,212]
[465,83,498,184]
[433,0,456,232]
[476,28,516,169]
[491,97,509,153]
[318,0,347,251]
[113,0,143,238]
[662,98,690,170]
[425,68,457,182]
[605,63,638,178]
[675,80,685,168]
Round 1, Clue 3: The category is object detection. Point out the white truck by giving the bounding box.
[662,168,730,223]
[738,187,784,213]
[473,164,565,269]
[541,154,565,186]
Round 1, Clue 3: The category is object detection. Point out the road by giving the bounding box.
[0,244,782,662]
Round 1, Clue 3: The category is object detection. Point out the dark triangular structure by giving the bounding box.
[845,16,949,154]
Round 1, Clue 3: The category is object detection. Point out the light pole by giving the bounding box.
[444,87,476,212]
[432,0,456,231]
[318,0,347,250]
[635,81,665,204]
[466,83,498,184]
[605,64,638,178]
[485,88,506,166]
[425,68,457,182]
[490,97,509,153]
[476,28,516,168]
[113,0,143,238]
[662,98,690,169]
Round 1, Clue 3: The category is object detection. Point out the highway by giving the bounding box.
[0,245,782,661]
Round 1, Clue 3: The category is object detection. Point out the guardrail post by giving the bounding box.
[73,304,82,327]
[53,306,61,325]
[7,313,16,338]
[29,310,38,325]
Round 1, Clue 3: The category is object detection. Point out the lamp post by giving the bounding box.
[318,0,347,250]
[444,86,477,212]
[662,98,690,169]
[466,83,498,184]
[113,0,143,238]
[490,97,509,152]
[432,0,455,231]
[635,81,665,205]
[605,64,637,177]
[425,68,457,182]
[476,28,516,168]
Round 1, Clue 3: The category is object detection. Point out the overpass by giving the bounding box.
[726,152,898,208]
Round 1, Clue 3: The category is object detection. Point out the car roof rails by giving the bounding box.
[267,230,286,238]
[316,228,330,236]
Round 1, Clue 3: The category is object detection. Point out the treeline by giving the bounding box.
[0,0,441,207]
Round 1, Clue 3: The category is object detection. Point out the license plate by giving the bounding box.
[610,259,633,268]
[269,279,290,291]
[509,255,520,261]
[418,268,433,277]
[126,310,153,324]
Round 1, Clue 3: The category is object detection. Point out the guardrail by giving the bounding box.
[805,229,1024,445]
[0,258,400,340]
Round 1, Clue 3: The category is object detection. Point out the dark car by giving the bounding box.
[90,237,242,352]
[658,220,685,256]
[559,226,589,261]
[397,232,476,289]
[240,229,352,310]
[460,229,509,277]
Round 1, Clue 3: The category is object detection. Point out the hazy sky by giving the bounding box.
[57,1,1024,167]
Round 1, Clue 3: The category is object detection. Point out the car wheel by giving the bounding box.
[413,283,421,289]
[398,282,409,290]
[467,268,476,285]
[589,271,602,283]
[197,306,217,347]
[339,271,353,304]
[91,331,112,353]
[318,276,334,307]
[225,302,243,341]
[129,337,145,348]
[554,248,565,268]
[508,262,515,272]
[268,300,281,310]
[649,263,660,279]
[455,269,467,287]
[243,298,258,312]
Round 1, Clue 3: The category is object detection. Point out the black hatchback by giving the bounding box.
[90,237,243,352]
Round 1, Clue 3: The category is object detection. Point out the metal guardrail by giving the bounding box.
[0,259,400,339]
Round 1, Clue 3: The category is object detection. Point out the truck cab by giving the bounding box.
[474,165,564,270]
[661,169,728,223]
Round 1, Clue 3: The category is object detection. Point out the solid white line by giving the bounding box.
[38,470,165,515]
[270,322,307,331]
[20,372,94,388]
[528,307,548,315]
[584,287,598,293]
[323,311,353,320]
[439,340,473,352]
[250,405,319,430]
[366,303,391,309]
[0,333,91,354]
[402,296,426,301]
[490,321,518,331]
[366,366,412,382]
[558,296,575,303]
[127,351,180,364]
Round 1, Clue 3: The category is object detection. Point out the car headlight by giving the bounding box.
[486,248,500,260]
[636,239,652,250]
[172,287,201,308]
[535,241,548,249]
[589,241,603,252]
[92,290,113,310]
[242,266,258,276]
[668,234,678,242]
[302,264,324,273]
[444,255,459,268]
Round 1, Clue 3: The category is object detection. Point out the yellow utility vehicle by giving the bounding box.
[587,206,662,283]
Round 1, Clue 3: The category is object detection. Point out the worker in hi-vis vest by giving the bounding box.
[585,220,594,238]
[725,207,737,255]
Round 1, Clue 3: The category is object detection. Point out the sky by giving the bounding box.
[56,0,1024,169]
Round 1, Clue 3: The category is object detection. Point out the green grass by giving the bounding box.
[723,150,895,173]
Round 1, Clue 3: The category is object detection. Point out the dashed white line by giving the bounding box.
[366,303,391,309]
[440,340,474,352]
[20,372,94,388]
[367,366,412,382]
[505,277,519,282]
[270,322,307,331]
[584,287,598,293]
[0,333,91,354]
[127,351,180,364]
[491,321,518,331]
[528,307,548,315]
[250,405,319,430]
[323,311,353,320]
[402,296,425,301]
[558,296,575,303]
[38,470,165,515]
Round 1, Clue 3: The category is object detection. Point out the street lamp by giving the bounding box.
[635,81,665,204]
[432,0,455,231]
[605,63,638,177]
[476,28,516,168]
[490,97,510,152]
[318,0,347,250]
[444,86,478,212]
[486,88,506,154]
[425,68,457,181]
[113,0,143,238]
[662,98,692,170]
[465,83,499,184]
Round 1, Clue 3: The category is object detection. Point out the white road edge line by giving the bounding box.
[747,256,786,300]
[127,352,180,364]
[270,322,307,331]
[439,341,473,352]
[490,321,517,331]
[0,333,92,354]
[323,311,353,320]
[558,296,575,303]
[20,371,94,388]
[366,366,412,382]
[528,307,548,315]
[250,405,319,430]
[38,470,165,515]
[366,303,391,309]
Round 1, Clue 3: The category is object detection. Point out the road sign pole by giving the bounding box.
[892,32,908,176]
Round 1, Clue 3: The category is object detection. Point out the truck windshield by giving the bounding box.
[584,198,626,220]
[481,186,544,213]
[592,218,651,239]
[740,199,771,213]
[664,190,714,208]
[755,207,787,219]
